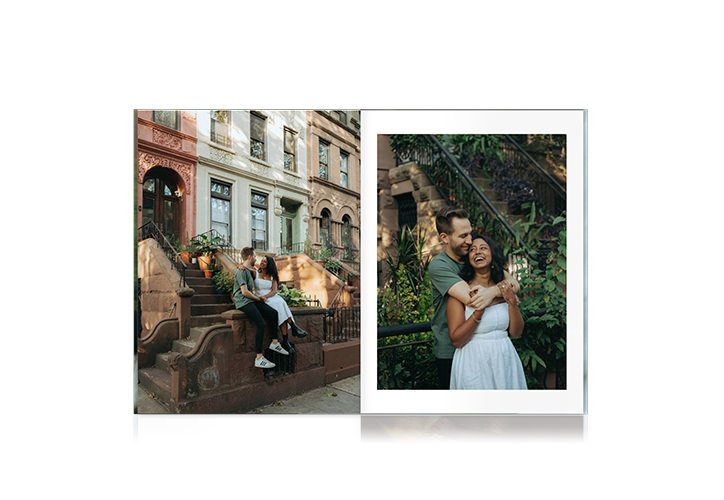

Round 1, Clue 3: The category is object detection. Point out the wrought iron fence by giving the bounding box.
[138,221,187,288]
[500,135,566,216]
[392,134,533,259]
[377,322,437,389]
[324,305,360,343]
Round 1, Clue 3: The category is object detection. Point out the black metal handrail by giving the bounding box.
[138,221,187,288]
[323,305,360,343]
[500,135,566,215]
[393,135,533,258]
[377,322,437,389]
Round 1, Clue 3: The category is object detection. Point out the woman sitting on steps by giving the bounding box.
[255,255,309,354]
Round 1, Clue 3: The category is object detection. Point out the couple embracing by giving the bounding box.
[232,247,308,369]
[429,207,527,390]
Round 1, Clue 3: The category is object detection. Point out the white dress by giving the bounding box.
[449,303,527,390]
[254,276,293,326]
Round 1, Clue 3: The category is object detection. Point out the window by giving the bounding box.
[396,193,417,233]
[319,140,329,180]
[333,110,347,124]
[342,215,352,247]
[211,180,231,243]
[340,150,349,188]
[251,191,268,250]
[250,112,266,160]
[284,128,296,172]
[320,209,331,245]
[211,110,231,147]
[152,110,179,130]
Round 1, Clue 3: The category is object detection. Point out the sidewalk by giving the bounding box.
[135,375,360,414]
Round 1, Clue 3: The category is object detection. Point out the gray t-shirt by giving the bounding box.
[428,251,465,359]
[233,268,255,309]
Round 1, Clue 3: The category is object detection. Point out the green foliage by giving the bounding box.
[277,284,311,308]
[441,134,505,164]
[377,225,436,389]
[510,206,567,389]
[212,271,234,294]
[192,233,224,256]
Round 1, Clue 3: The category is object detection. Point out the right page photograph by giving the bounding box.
[364,110,586,414]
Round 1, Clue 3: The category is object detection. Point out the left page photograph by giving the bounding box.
[134,110,361,414]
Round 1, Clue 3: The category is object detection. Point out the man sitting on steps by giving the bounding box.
[232,246,288,369]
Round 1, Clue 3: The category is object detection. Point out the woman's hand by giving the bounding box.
[498,281,519,307]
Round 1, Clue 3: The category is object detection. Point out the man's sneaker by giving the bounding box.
[269,342,289,355]
[254,356,276,369]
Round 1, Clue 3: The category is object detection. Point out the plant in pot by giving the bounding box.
[212,270,234,296]
[193,234,223,272]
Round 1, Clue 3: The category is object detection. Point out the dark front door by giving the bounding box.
[142,168,181,241]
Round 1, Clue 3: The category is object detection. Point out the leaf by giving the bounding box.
[556,272,566,284]
[557,258,566,270]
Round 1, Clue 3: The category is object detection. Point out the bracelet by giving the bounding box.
[472,315,481,323]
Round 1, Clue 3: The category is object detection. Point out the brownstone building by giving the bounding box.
[306,110,361,271]
[136,110,199,243]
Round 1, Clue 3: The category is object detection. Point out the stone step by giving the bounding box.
[185,269,205,278]
[192,303,233,316]
[186,277,213,287]
[190,285,216,295]
[155,352,171,373]
[138,367,172,403]
[192,293,231,305]
[172,338,197,355]
[190,314,227,328]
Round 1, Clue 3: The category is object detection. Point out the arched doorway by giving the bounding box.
[142,166,183,241]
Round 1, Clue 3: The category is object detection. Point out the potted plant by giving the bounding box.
[212,271,234,296]
[194,234,223,272]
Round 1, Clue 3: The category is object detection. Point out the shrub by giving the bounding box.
[277,284,311,308]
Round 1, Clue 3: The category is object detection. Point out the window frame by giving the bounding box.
[340,150,349,188]
[210,110,231,147]
[152,110,179,130]
[283,127,297,172]
[210,179,232,243]
[319,139,329,180]
[250,190,268,251]
[250,111,267,161]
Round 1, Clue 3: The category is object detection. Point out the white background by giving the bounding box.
[2,1,722,498]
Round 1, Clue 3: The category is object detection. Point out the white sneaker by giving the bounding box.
[254,356,276,369]
[269,341,289,355]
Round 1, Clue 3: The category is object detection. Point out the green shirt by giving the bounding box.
[232,268,255,309]
[428,251,465,359]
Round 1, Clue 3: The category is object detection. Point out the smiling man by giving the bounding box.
[428,207,519,389]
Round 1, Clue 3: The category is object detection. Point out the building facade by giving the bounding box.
[306,110,361,269]
[194,110,309,255]
[137,110,199,243]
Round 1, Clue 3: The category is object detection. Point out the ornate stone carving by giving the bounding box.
[152,128,182,150]
[209,146,233,165]
[283,171,305,189]
[248,159,271,178]
[137,151,194,198]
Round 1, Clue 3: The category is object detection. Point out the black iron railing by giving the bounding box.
[323,305,360,343]
[377,322,437,389]
[392,135,533,258]
[138,221,187,288]
[500,135,566,216]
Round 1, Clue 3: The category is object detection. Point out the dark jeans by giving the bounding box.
[239,301,279,354]
[436,357,453,390]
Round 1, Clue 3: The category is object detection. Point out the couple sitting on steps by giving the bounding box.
[232,246,309,369]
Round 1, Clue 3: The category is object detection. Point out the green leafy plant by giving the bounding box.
[277,284,311,307]
[212,271,234,294]
[509,205,567,389]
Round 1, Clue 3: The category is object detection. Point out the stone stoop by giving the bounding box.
[472,176,528,235]
[138,261,237,409]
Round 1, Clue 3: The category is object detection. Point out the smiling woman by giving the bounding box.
[446,233,527,390]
